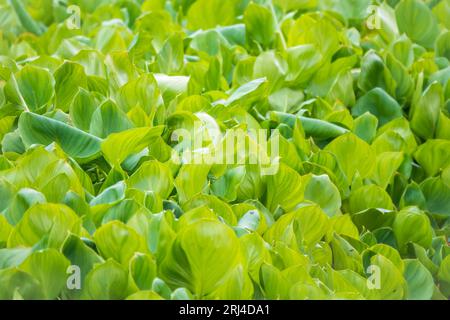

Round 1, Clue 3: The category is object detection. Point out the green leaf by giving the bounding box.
[268,88,304,113]
[390,35,414,67]
[190,29,230,57]
[254,51,287,93]
[157,33,184,75]
[94,221,145,265]
[186,0,236,30]
[19,249,70,299]
[410,82,443,140]
[436,31,450,60]
[414,139,450,177]
[400,182,427,209]
[18,112,102,163]
[386,52,414,100]
[366,254,405,300]
[174,164,210,204]
[54,62,88,112]
[101,126,164,166]
[285,44,323,85]
[69,89,98,132]
[90,181,126,206]
[420,176,450,217]
[207,265,254,299]
[395,0,439,48]
[244,3,275,48]
[151,277,172,299]
[211,166,246,202]
[0,179,15,213]
[89,100,134,138]
[117,74,163,118]
[5,65,54,112]
[352,88,402,127]
[130,253,157,291]
[293,205,330,247]
[352,208,396,232]
[224,78,268,109]
[438,255,450,297]
[154,73,189,103]
[183,195,237,226]
[84,259,129,300]
[330,233,363,273]
[403,259,434,300]
[8,203,81,249]
[160,220,240,296]
[265,163,305,213]
[128,160,174,199]
[0,247,32,269]
[329,215,359,240]
[5,188,46,226]
[259,263,289,299]
[9,0,45,35]
[0,268,45,299]
[1,0,449,302]
[370,152,404,189]
[304,174,341,217]
[332,0,371,20]
[236,164,265,202]
[61,234,103,299]
[393,207,433,253]
[363,243,404,273]
[324,133,375,181]
[269,111,349,140]
[358,51,393,94]
[287,16,339,61]
[373,117,417,154]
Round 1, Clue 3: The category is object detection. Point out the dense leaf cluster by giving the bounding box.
[0,0,449,300]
